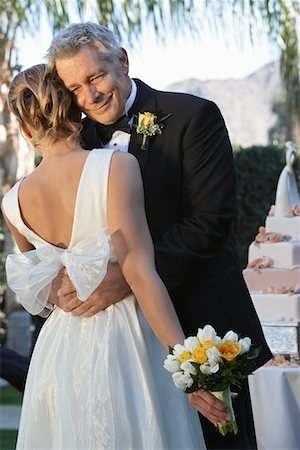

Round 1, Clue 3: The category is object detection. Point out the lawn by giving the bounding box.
[0,430,18,450]
[0,387,22,405]
[0,386,22,450]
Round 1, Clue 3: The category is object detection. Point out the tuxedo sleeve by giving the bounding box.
[154,100,237,292]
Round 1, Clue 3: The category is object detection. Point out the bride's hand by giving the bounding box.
[52,262,131,317]
[188,390,230,426]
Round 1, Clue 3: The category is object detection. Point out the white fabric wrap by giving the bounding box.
[6,231,110,315]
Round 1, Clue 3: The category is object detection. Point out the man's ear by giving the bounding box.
[120,48,129,74]
[20,121,33,139]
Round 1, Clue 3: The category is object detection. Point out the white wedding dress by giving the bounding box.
[3,148,206,450]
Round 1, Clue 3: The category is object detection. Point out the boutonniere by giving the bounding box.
[134,112,172,150]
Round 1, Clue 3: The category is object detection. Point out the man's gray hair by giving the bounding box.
[47,22,122,68]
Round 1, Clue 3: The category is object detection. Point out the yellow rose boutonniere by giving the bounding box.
[135,112,172,150]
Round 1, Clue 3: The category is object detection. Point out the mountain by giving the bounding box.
[165,61,281,147]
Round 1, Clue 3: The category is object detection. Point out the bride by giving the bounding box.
[2,64,227,449]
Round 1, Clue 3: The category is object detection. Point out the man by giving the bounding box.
[47,22,272,449]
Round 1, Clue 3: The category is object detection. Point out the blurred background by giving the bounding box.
[0,3,299,443]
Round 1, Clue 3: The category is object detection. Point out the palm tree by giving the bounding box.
[0,0,299,324]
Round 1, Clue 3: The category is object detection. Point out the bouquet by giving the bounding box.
[163,325,260,436]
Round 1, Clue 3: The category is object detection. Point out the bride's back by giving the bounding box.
[6,64,88,248]
[18,150,90,248]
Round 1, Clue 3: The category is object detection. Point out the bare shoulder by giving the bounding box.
[110,151,141,182]
[111,151,140,171]
[108,152,143,198]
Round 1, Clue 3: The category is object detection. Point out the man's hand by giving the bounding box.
[189,390,230,426]
[49,262,131,317]
[47,268,74,307]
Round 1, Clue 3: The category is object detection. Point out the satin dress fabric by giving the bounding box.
[3,148,205,450]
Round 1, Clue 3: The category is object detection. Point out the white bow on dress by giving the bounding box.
[6,231,110,315]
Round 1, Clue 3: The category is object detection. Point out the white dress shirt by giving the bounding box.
[102,78,137,153]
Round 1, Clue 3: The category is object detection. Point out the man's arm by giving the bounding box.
[48,262,130,317]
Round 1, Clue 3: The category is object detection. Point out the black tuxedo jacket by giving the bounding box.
[81,79,272,367]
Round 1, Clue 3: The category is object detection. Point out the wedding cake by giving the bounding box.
[243,142,300,356]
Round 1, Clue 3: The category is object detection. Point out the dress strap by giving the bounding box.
[69,148,116,247]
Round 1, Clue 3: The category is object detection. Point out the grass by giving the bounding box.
[0,387,22,405]
[0,386,21,450]
[0,430,18,450]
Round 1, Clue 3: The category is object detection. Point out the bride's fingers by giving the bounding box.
[188,391,229,425]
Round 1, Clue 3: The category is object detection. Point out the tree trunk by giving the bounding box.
[0,35,35,353]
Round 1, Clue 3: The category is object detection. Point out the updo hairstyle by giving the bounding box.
[7,64,82,148]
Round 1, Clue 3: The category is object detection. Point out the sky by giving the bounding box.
[16,14,279,90]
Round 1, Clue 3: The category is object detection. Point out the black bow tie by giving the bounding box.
[96,115,131,145]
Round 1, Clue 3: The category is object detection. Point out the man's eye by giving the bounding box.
[71,87,79,94]
[91,73,105,82]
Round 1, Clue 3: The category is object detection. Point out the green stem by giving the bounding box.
[141,134,148,150]
[210,387,238,436]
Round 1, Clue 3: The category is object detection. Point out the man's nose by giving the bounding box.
[85,84,101,104]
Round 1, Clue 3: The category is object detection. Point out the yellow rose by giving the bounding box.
[192,346,208,364]
[202,340,215,350]
[217,340,242,361]
[138,112,156,128]
[178,351,192,363]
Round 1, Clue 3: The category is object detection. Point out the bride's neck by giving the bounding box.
[36,139,82,160]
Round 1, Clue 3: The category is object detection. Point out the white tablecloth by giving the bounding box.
[249,366,300,450]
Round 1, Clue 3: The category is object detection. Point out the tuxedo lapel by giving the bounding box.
[128,79,157,174]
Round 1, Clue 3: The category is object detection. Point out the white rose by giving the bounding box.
[173,344,186,359]
[184,336,199,353]
[199,363,211,375]
[215,335,222,345]
[197,325,217,344]
[207,346,221,367]
[199,347,220,375]
[200,361,220,375]
[163,354,181,373]
[181,371,194,388]
[222,330,239,342]
[172,372,188,390]
[180,360,197,376]
[238,337,251,355]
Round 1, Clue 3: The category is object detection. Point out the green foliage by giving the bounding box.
[233,144,300,268]
[269,90,289,144]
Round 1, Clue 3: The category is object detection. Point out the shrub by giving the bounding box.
[233,144,299,267]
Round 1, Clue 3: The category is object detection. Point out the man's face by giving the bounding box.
[56,46,131,125]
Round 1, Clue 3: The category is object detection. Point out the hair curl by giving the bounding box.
[7,64,82,147]
[47,22,122,69]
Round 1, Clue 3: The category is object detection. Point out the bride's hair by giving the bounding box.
[7,63,82,147]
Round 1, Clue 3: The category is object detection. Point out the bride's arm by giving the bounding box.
[107,151,185,350]
[2,210,34,252]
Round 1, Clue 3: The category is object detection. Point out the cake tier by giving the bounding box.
[251,293,300,323]
[243,268,300,291]
[265,216,300,240]
[248,242,300,267]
